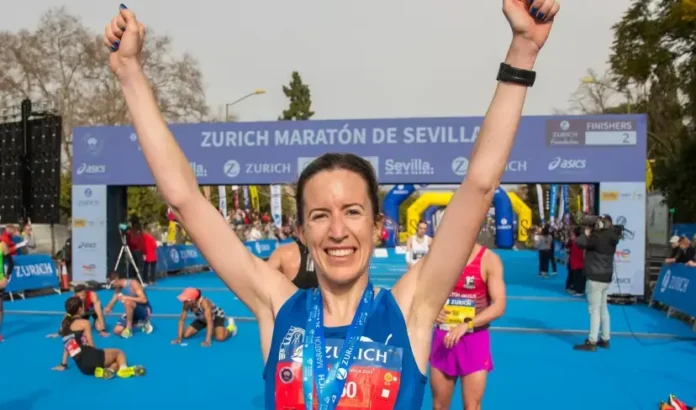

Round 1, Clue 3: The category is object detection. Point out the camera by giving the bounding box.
[581,214,631,241]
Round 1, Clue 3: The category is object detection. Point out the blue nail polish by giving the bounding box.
[530,7,538,15]
[119,4,127,9]
[110,44,118,52]
[114,40,120,47]
[537,11,545,19]
[120,26,126,31]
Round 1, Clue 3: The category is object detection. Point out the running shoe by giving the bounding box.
[94,367,115,380]
[117,365,147,378]
[121,328,133,338]
[227,317,238,336]
[669,394,692,410]
[141,320,154,334]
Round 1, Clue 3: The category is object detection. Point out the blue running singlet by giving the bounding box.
[120,280,153,312]
[264,288,426,410]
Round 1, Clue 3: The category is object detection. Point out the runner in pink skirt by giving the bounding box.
[429,244,507,410]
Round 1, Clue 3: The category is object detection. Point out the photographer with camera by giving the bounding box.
[572,214,620,352]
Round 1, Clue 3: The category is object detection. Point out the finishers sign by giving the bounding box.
[275,339,403,409]
[441,297,476,330]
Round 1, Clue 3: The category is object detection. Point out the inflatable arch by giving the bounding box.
[405,189,532,249]
[422,206,441,237]
[507,191,531,242]
[406,193,452,239]
[382,184,417,247]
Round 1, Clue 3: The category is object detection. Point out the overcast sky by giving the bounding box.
[0,0,634,122]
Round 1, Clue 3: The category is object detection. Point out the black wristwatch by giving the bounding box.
[497,63,536,87]
[60,362,68,368]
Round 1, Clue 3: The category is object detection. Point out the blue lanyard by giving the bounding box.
[302,283,374,410]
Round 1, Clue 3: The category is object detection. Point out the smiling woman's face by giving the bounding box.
[299,169,379,286]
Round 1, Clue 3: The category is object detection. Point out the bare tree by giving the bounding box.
[561,68,638,115]
[0,7,210,171]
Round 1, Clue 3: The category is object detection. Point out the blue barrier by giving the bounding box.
[6,254,60,293]
[653,264,696,317]
[156,239,295,273]
[672,223,696,240]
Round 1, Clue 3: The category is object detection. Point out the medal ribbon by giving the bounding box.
[302,282,374,410]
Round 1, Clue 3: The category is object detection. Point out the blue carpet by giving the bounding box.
[2,250,694,409]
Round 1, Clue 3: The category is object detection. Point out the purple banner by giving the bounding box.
[73,115,647,185]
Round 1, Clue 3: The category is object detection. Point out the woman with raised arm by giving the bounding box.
[104,1,558,408]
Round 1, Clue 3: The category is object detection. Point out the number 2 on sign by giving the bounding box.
[341,381,357,399]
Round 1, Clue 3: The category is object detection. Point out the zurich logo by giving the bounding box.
[84,188,92,197]
[451,157,469,176]
[616,216,627,226]
[500,218,508,225]
[223,160,240,178]
[660,269,671,293]
[83,133,104,156]
[560,120,570,131]
[170,248,180,263]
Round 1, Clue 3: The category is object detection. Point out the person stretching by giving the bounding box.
[52,296,146,379]
[104,272,154,338]
[171,288,237,346]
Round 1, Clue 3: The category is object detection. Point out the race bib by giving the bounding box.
[63,335,82,357]
[411,250,426,261]
[275,339,403,410]
[442,297,476,329]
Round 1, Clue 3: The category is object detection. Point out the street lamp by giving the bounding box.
[225,89,266,120]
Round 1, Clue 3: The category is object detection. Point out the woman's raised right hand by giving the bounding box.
[103,4,146,78]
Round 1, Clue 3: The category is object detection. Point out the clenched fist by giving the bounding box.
[503,0,560,52]
[103,4,146,78]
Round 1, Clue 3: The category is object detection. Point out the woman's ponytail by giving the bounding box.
[60,296,83,336]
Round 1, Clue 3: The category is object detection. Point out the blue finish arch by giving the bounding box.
[382,184,416,247]
[422,206,441,237]
[493,188,514,249]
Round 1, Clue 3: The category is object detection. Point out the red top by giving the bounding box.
[450,246,490,314]
[0,231,17,255]
[84,290,95,311]
[566,240,584,270]
[143,233,158,262]
[127,230,144,252]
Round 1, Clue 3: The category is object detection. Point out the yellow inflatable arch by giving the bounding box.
[405,191,532,242]
[406,193,453,237]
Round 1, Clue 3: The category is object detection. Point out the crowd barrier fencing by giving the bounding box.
[155,240,409,275]
[651,263,696,331]
[5,253,61,301]
[156,239,295,274]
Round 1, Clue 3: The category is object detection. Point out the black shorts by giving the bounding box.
[189,317,226,331]
[82,311,97,321]
[74,346,106,376]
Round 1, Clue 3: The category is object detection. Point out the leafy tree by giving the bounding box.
[609,0,696,220]
[279,71,315,121]
[128,187,169,227]
[0,7,210,224]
